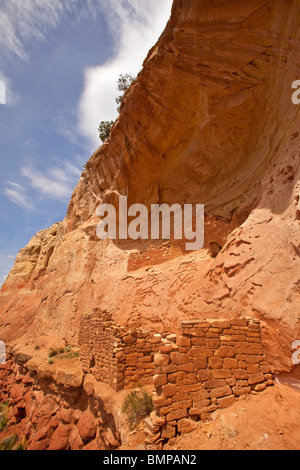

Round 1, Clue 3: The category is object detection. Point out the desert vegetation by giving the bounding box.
[122,387,154,429]
[98,73,135,142]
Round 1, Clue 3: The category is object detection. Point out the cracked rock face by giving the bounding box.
[0,0,299,372]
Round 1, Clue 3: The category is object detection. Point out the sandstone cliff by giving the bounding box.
[0,0,299,373]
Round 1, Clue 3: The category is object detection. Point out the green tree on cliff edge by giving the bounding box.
[98,120,115,143]
[98,73,135,143]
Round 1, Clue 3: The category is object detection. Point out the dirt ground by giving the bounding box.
[122,382,300,451]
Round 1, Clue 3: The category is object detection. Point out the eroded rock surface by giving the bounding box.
[0,0,299,373]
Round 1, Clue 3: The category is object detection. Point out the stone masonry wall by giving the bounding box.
[79,311,123,391]
[78,309,164,391]
[79,312,273,448]
[145,318,273,448]
[0,315,273,450]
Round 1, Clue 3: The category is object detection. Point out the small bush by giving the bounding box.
[0,434,18,451]
[122,388,153,429]
[55,346,79,360]
[57,352,79,360]
[48,348,64,359]
[98,120,114,143]
[98,73,135,142]
[70,351,79,359]
[115,73,135,112]
[0,402,10,432]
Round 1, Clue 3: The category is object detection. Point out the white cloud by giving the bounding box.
[0,79,6,105]
[0,0,172,146]
[21,162,81,201]
[0,1,72,105]
[0,0,111,62]
[77,0,173,150]
[0,0,65,61]
[3,181,34,210]
[3,160,82,209]
[0,70,20,106]
[0,252,17,286]
[1,1,173,207]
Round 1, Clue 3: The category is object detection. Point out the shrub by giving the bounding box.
[70,351,79,359]
[115,73,135,112]
[122,388,153,429]
[0,434,18,451]
[0,402,10,432]
[48,348,64,359]
[56,351,79,360]
[98,120,114,143]
[98,73,135,142]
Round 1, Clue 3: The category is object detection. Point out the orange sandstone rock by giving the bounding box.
[77,410,97,442]
[0,0,299,378]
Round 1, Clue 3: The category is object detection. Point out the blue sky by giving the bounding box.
[0,0,173,285]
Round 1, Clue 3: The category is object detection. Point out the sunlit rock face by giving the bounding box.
[0,0,299,373]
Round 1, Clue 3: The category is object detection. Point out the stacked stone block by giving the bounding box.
[145,318,273,448]
[79,310,124,391]
[79,312,273,447]
[79,309,163,391]
[123,331,163,389]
